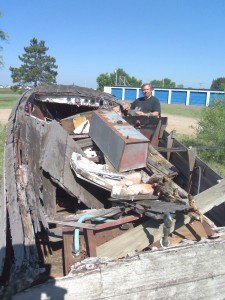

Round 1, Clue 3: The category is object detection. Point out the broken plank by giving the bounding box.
[41,120,104,208]
[13,239,225,300]
[97,178,225,259]
[42,173,56,218]
[147,144,177,175]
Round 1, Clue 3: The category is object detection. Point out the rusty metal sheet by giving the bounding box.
[89,111,149,172]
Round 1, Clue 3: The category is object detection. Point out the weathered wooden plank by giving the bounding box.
[25,171,41,233]
[42,173,56,218]
[0,154,6,275]
[4,143,25,267]
[42,120,68,181]
[147,144,176,175]
[195,178,225,214]
[60,116,75,134]
[18,116,50,232]
[97,178,225,259]
[16,165,39,262]
[14,239,225,300]
[41,121,104,208]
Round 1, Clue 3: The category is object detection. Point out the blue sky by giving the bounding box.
[0,0,225,89]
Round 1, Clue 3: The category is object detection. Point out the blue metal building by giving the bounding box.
[104,86,225,107]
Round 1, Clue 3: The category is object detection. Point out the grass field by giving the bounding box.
[0,95,19,109]
[0,88,21,94]
[0,88,24,109]
[161,103,203,119]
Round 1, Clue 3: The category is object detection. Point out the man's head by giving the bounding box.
[141,83,152,99]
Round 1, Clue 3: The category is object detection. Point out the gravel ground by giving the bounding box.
[0,109,198,135]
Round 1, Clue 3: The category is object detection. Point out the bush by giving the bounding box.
[196,99,225,162]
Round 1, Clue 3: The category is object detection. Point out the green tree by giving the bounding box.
[96,68,142,91]
[210,77,225,91]
[10,38,58,87]
[150,78,176,88]
[163,78,176,88]
[150,80,163,88]
[0,12,8,67]
[196,98,225,163]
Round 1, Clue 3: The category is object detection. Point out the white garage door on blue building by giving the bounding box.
[104,86,224,107]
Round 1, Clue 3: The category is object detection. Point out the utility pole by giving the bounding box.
[115,69,118,86]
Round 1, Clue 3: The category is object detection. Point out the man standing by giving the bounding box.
[123,83,161,117]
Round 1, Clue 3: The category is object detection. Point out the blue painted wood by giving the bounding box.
[189,92,207,106]
[209,93,225,106]
[171,91,187,105]
[154,90,168,103]
[124,89,137,100]
[111,88,123,100]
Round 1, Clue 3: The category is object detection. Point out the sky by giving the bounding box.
[0,0,225,89]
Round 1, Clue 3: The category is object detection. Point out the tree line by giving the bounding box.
[96,68,184,91]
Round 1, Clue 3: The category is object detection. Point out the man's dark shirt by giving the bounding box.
[130,96,161,115]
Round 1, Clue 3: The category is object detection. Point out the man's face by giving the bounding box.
[142,85,152,98]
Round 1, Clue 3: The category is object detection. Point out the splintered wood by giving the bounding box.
[97,178,225,259]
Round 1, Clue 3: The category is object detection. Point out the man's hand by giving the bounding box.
[135,110,145,116]
[122,103,131,110]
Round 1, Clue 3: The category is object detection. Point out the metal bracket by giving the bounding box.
[187,147,197,192]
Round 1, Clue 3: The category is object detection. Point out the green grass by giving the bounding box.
[0,88,21,94]
[0,96,19,109]
[0,88,23,109]
[0,88,24,108]
[161,104,203,119]
[0,123,6,182]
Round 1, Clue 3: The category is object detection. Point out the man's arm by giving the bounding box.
[135,110,159,117]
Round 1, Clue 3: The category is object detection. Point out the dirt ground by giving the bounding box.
[163,113,198,135]
[0,109,12,124]
[0,109,198,135]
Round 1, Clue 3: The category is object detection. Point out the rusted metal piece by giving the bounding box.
[89,110,149,172]
[62,226,76,275]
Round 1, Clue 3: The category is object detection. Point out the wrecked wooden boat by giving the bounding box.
[1,85,225,298]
